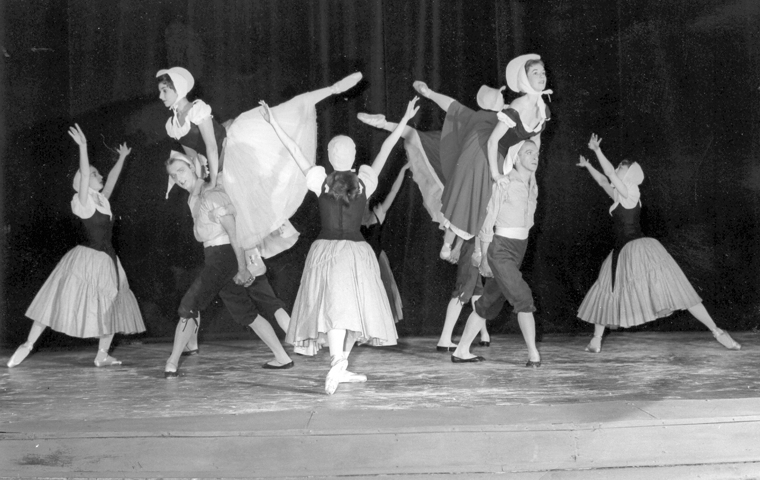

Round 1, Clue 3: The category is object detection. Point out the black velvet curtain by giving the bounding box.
[3,0,760,346]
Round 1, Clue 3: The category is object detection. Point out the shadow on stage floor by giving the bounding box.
[1,332,759,478]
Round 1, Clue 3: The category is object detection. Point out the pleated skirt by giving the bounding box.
[25,246,146,338]
[286,240,398,355]
[577,238,702,328]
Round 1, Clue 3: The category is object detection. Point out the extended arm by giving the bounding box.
[378,163,411,214]
[197,118,219,187]
[259,101,311,175]
[101,142,131,200]
[68,124,90,205]
[370,97,420,175]
[576,155,614,200]
[588,134,628,198]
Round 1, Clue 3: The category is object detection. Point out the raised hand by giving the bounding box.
[116,142,132,158]
[402,96,420,121]
[259,100,272,124]
[588,133,603,152]
[576,155,591,168]
[67,124,87,146]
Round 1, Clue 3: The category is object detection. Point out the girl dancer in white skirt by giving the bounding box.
[576,133,741,353]
[261,96,420,394]
[7,125,145,368]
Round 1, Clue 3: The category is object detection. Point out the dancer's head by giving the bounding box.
[156,67,194,108]
[515,140,540,173]
[506,54,547,95]
[72,166,104,192]
[476,85,506,111]
[616,159,644,186]
[165,150,201,193]
[327,135,356,171]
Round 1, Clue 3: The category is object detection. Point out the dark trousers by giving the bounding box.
[474,236,535,320]
[178,245,285,326]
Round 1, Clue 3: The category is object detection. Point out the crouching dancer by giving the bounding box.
[451,140,541,367]
[164,151,293,377]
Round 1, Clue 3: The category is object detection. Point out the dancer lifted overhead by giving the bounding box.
[576,133,741,353]
[7,125,145,368]
[261,96,420,395]
[163,151,294,378]
[356,86,506,351]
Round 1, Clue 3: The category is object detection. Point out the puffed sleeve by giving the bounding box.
[187,100,213,125]
[305,166,327,196]
[358,165,379,197]
[496,109,517,128]
[201,189,233,224]
[71,193,95,219]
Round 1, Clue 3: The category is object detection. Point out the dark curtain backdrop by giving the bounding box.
[3,0,760,347]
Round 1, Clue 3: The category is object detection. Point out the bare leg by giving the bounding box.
[437,297,463,348]
[274,308,290,333]
[94,334,122,367]
[517,312,541,366]
[688,303,741,349]
[585,324,605,353]
[165,317,197,378]
[7,321,46,367]
[452,311,486,360]
[413,81,455,112]
[249,315,293,366]
[295,72,363,107]
[325,329,348,394]
[356,113,415,140]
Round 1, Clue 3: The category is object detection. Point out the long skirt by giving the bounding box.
[25,246,145,338]
[286,240,398,355]
[577,238,702,328]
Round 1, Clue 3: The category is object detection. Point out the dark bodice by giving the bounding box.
[317,177,368,242]
[81,210,116,259]
[611,203,643,250]
[360,214,382,256]
[179,117,227,169]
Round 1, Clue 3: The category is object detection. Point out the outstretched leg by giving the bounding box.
[249,316,294,367]
[295,72,363,107]
[7,321,46,367]
[413,81,455,112]
[688,303,741,350]
[357,113,416,140]
[165,316,198,378]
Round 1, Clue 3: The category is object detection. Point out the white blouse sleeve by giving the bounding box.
[187,100,213,125]
[305,166,327,196]
[619,184,641,209]
[71,193,95,219]
[496,111,517,127]
[358,165,379,198]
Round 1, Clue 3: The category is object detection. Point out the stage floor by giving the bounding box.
[1,332,760,478]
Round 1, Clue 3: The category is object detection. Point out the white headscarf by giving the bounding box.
[609,162,644,214]
[72,168,111,216]
[476,85,505,112]
[156,67,195,109]
[505,54,552,125]
[165,150,206,198]
[327,135,356,172]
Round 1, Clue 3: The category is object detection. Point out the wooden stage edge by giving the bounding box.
[1,332,760,478]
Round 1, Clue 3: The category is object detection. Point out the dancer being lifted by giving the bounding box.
[163,150,294,378]
[156,67,362,352]
[7,125,145,368]
[360,162,412,324]
[261,97,420,395]
[576,134,741,353]
[357,86,510,350]
[451,141,542,366]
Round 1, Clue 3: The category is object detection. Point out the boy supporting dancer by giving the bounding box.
[451,140,542,367]
[164,151,293,377]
